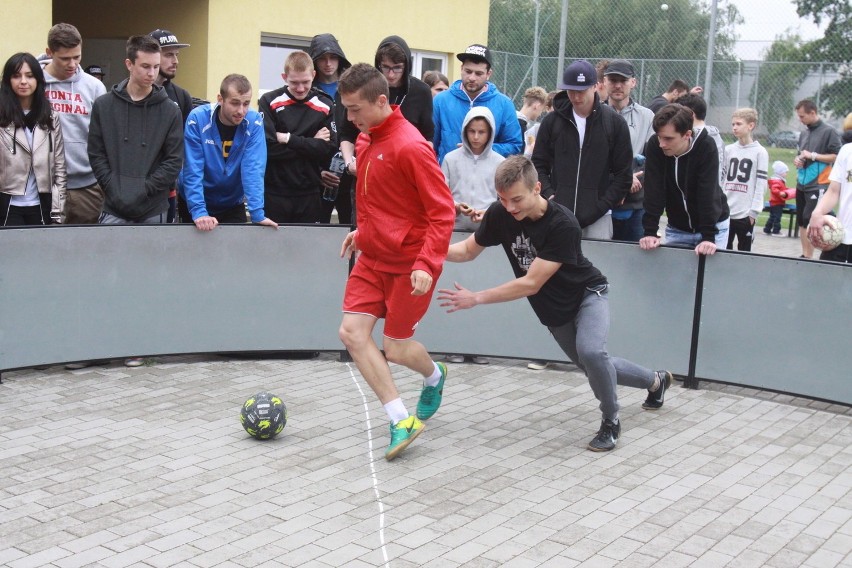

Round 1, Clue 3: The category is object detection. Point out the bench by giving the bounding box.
[763,201,798,238]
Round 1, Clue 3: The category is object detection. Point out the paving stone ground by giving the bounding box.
[1,354,849,568]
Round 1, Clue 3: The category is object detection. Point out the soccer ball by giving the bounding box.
[240,392,287,439]
[809,216,845,251]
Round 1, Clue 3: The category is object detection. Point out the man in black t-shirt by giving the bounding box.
[439,156,672,452]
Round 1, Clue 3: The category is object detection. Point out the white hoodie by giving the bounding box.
[441,106,505,231]
[41,62,106,189]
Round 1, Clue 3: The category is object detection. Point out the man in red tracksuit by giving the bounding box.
[337,64,456,460]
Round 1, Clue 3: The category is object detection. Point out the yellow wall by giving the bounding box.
[0,0,54,58]
[206,0,490,100]
[38,0,489,103]
[53,0,209,98]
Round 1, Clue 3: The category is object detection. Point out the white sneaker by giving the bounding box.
[446,355,465,363]
[124,358,145,368]
[470,356,490,365]
[527,360,549,370]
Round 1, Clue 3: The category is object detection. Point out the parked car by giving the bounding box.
[767,131,799,148]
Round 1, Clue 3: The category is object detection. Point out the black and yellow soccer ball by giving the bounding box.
[240,392,287,440]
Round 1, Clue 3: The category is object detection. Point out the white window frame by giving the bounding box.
[411,50,448,81]
[259,33,311,95]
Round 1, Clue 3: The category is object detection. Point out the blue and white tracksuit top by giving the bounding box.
[179,103,267,222]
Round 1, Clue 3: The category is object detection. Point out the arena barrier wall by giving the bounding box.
[1,226,849,406]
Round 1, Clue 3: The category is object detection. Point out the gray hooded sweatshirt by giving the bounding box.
[41,62,106,189]
[441,107,505,231]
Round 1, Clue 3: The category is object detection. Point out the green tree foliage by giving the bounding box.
[488,0,741,61]
[750,36,809,133]
[488,0,742,99]
[795,0,851,116]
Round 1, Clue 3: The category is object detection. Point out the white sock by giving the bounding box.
[424,362,443,387]
[384,398,409,424]
[650,372,661,392]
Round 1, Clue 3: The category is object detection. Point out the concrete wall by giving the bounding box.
[49,0,488,102]
[2,226,849,405]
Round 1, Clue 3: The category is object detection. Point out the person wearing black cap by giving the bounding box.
[603,59,655,242]
[84,64,105,83]
[531,59,632,239]
[432,43,523,164]
[149,29,192,224]
[148,29,192,121]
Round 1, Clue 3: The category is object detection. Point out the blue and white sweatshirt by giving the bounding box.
[433,80,523,164]
[441,107,505,231]
[179,103,267,222]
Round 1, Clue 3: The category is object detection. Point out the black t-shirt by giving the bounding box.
[474,200,607,327]
[215,110,238,161]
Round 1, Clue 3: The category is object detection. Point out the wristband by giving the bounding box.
[811,151,817,161]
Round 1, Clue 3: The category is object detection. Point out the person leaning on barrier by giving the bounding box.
[640,103,729,256]
[179,74,277,231]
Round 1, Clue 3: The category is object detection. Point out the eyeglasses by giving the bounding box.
[379,64,405,75]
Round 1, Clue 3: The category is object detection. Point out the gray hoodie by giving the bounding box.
[41,63,106,189]
[441,107,505,231]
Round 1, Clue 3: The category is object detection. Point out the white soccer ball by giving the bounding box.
[661,3,669,10]
[809,215,845,251]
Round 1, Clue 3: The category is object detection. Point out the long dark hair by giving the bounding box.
[0,52,53,130]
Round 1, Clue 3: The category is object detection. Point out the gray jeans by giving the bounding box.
[548,286,654,421]
[99,211,168,224]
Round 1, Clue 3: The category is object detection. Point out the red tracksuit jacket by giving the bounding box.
[354,106,455,277]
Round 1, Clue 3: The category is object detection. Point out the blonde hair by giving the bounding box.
[843,112,852,132]
[732,107,758,125]
[284,50,314,75]
[523,86,547,106]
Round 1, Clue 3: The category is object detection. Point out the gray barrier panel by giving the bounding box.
[3,226,847,406]
[0,225,349,369]
[697,252,852,405]
[584,240,698,375]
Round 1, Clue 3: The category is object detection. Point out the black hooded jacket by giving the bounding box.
[87,80,184,220]
[642,127,730,242]
[309,33,350,153]
[531,91,632,227]
[339,35,433,145]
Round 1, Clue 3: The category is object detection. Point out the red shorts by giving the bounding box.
[343,260,440,340]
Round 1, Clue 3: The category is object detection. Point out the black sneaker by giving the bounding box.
[588,419,620,451]
[643,370,673,410]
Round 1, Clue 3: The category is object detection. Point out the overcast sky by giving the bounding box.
[730,0,826,60]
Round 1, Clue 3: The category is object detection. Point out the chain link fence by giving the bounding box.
[487,0,851,138]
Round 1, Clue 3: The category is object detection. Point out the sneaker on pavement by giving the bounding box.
[527,360,549,370]
[124,358,145,368]
[445,355,464,363]
[385,415,425,460]
[643,370,673,410]
[588,419,620,452]
[416,362,447,421]
[470,356,490,365]
[65,359,110,370]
